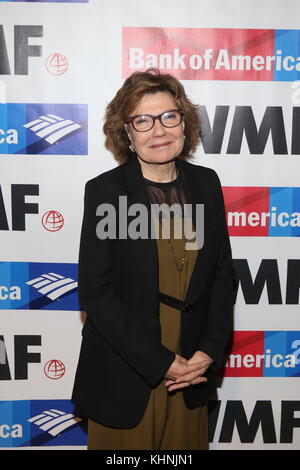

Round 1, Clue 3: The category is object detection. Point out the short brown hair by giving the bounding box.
[103,68,200,164]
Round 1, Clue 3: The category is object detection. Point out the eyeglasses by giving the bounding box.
[125,109,184,132]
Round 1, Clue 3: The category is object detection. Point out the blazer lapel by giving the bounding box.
[121,156,212,312]
[122,157,159,311]
[176,159,212,306]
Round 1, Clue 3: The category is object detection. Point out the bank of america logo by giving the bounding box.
[26,272,78,300]
[223,186,300,237]
[0,103,87,155]
[0,262,80,311]
[28,409,82,437]
[23,114,82,145]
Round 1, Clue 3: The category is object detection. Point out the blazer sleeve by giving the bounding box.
[197,170,235,370]
[77,179,175,388]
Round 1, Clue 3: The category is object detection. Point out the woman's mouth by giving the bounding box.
[150,142,172,149]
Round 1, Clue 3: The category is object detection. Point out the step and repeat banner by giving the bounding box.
[1,0,299,450]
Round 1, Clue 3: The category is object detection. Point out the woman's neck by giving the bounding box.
[137,156,177,183]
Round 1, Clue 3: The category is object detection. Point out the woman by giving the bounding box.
[72,69,234,450]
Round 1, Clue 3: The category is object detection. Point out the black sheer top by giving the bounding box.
[143,170,187,212]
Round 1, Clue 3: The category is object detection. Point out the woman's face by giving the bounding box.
[125,91,185,164]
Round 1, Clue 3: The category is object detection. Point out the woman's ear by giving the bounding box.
[124,124,131,142]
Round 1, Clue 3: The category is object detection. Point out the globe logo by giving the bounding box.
[44,360,66,380]
[42,210,64,232]
[46,53,69,76]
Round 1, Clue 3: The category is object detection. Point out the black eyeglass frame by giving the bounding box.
[125,109,184,132]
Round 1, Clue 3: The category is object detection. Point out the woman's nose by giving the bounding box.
[152,118,167,135]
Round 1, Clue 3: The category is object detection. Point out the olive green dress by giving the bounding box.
[87,175,208,450]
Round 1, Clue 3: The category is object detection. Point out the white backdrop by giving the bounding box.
[1,0,299,450]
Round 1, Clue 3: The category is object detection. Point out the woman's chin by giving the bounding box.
[137,152,179,165]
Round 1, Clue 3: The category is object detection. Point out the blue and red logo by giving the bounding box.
[123,27,300,81]
[0,400,87,448]
[0,262,80,311]
[0,103,88,155]
[221,331,300,377]
[222,187,300,237]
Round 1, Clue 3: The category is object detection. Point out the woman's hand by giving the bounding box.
[164,350,213,392]
[164,353,205,381]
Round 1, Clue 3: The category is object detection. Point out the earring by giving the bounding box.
[129,144,135,152]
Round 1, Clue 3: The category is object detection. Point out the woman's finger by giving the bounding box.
[174,367,208,383]
[167,376,207,392]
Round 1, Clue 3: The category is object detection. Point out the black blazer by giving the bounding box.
[72,156,234,428]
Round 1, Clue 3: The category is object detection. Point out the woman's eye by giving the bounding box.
[164,112,177,120]
[135,116,150,125]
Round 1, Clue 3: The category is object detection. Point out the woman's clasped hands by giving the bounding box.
[164,350,213,392]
